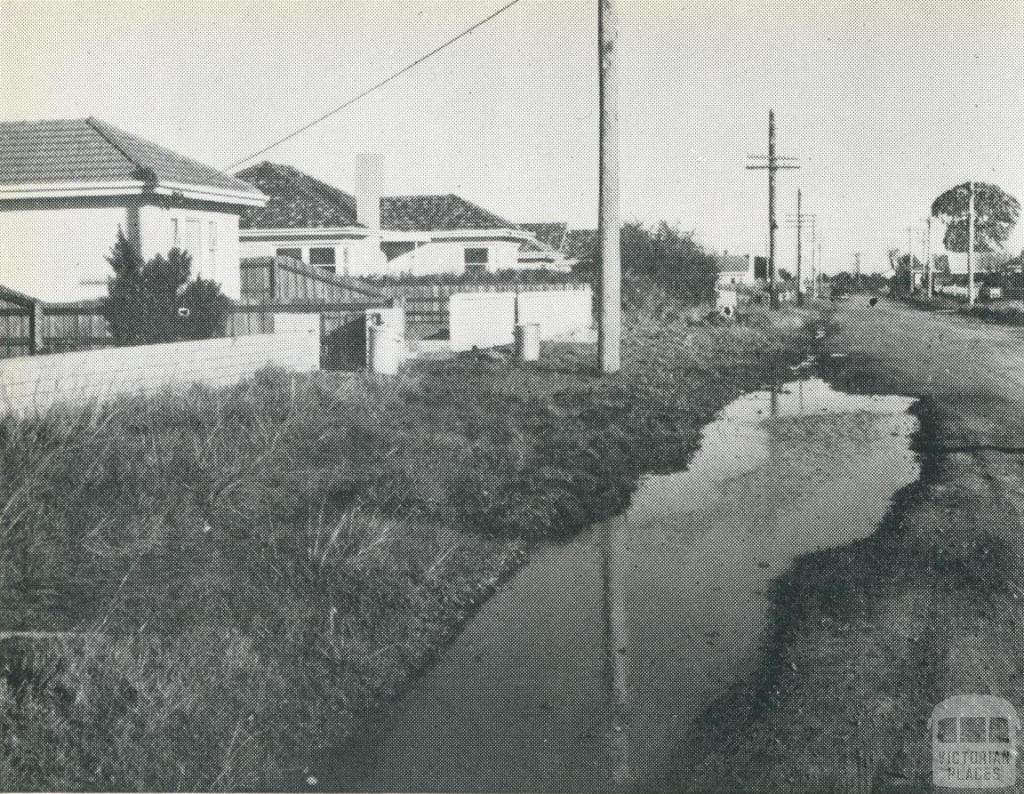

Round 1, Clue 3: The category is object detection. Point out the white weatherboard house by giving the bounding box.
[235,158,572,277]
[0,118,266,302]
[715,253,756,286]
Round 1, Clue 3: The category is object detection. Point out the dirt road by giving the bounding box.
[663,298,1024,793]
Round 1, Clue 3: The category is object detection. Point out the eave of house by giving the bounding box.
[0,179,267,207]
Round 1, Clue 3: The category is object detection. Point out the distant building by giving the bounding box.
[940,250,1014,275]
[237,161,572,277]
[715,253,756,286]
[0,118,266,302]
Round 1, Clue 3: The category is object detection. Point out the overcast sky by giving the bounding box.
[2,0,1022,273]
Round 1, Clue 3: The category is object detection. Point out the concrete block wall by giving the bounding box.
[0,327,320,417]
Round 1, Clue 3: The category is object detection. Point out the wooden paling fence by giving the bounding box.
[0,257,390,362]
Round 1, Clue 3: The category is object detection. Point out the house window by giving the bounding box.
[465,247,489,265]
[276,247,302,261]
[465,247,489,274]
[309,247,336,273]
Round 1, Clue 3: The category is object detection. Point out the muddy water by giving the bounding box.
[324,378,919,793]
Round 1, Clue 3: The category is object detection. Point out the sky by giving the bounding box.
[2,0,1023,273]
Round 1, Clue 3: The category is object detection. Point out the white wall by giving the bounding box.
[0,324,320,417]
[139,205,243,299]
[0,205,129,302]
[449,287,594,353]
[449,292,516,352]
[517,287,594,338]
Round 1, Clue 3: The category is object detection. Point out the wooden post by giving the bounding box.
[768,111,778,309]
[29,300,44,355]
[795,188,803,306]
[925,216,933,297]
[967,181,976,307]
[598,0,621,373]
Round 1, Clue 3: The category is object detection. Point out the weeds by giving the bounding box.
[0,305,817,790]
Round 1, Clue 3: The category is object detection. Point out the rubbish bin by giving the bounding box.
[367,319,401,375]
[515,322,540,362]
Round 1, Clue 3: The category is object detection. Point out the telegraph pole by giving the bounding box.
[906,226,915,292]
[598,0,621,373]
[784,208,815,301]
[795,189,803,306]
[967,181,976,307]
[747,110,799,309]
[924,217,933,297]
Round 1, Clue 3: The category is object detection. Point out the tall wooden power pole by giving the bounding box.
[785,207,815,300]
[967,181,976,307]
[924,216,933,297]
[795,189,803,306]
[747,111,799,310]
[598,0,621,373]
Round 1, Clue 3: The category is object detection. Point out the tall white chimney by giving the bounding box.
[354,152,384,272]
[354,153,382,231]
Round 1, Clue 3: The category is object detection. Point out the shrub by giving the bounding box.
[100,229,230,345]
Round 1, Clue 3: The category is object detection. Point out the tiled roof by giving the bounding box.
[382,194,518,232]
[0,118,262,197]
[715,254,750,274]
[236,161,520,233]
[236,162,358,229]
[521,222,568,249]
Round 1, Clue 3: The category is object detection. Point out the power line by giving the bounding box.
[223,0,523,172]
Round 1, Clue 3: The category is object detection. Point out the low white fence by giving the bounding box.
[449,287,594,353]
[0,319,320,416]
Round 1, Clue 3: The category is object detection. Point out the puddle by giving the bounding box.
[320,378,919,793]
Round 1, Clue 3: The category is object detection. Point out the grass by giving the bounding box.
[902,293,1024,326]
[0,302,820,791]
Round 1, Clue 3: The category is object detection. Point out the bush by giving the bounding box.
[100,229,230,345]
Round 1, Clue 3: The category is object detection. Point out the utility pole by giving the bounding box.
[924,217,933,297]
[795,189,803,306]
[747,110,799,309]
[967,181,976,308]
[853,252,861,278]
[906,226,915,292]
[784,208,815,301]
[597,0,621,373]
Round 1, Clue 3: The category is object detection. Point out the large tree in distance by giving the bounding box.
[931,182,1020,253]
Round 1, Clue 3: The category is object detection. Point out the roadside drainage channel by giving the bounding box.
[317,375,921,793]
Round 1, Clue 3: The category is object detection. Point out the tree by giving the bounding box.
[100,230,231,345]
[931,182,1020,253]
[619,220,717,306]
[101,228,148,345]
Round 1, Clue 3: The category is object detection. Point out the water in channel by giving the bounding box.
[322,377,919,793]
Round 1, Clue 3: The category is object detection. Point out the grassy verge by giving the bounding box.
[1,303,819,791]
[902,293,1024,326]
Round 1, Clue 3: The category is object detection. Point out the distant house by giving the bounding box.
[940,250,1014,275]
[236,160,572,277]
[0,118,266,302]
[715,253,756,286]
[520,224,597,272]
